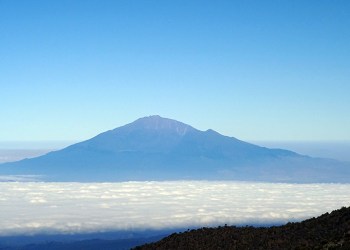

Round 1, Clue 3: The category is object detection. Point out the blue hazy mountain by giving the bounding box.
[0,115,349,182]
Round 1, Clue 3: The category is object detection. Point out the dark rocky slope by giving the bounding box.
[134,207,350,250]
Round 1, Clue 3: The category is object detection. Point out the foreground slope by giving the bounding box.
[0,115,349,182]
[135,207,350,250]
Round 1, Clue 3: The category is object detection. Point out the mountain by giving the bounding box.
[134,206,350,250]
[0,115,349,182]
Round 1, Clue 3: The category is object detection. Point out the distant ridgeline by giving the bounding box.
[0,115,349,182]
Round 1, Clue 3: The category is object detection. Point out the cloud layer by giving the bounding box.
[0,181,349,236]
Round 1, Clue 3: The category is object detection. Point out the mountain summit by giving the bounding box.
[0,116,349,182]
[123,115,195,135]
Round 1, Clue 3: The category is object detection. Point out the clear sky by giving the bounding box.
[1,0,349,143]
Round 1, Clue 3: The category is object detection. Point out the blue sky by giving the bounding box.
[1,0,349,142]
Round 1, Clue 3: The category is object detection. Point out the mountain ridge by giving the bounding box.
[134,206,350,250]
[0,115,349,182]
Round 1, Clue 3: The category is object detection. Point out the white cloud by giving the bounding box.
[0,181,349,236]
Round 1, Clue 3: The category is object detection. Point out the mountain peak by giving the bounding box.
[130,115,195,135]
[1,115,350,183]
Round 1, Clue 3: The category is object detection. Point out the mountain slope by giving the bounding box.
[134,206,350,250]
[0,115,349,182]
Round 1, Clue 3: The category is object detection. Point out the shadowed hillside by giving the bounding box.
[134,207,350,250]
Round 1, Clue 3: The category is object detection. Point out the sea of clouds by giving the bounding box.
[0,181,349,236]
